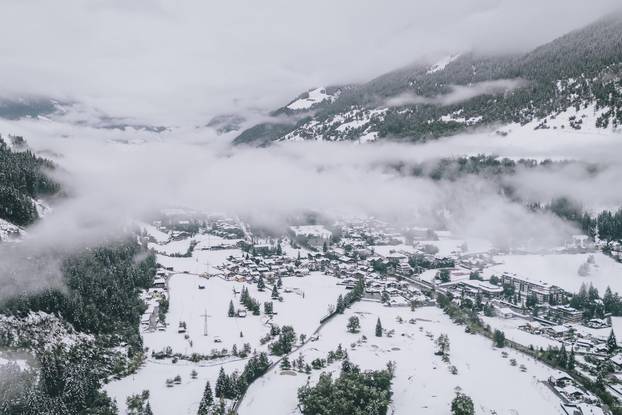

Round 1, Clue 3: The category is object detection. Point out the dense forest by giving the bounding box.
[234,13,622,145]
[0,238,156,414]
[0,136,60,226]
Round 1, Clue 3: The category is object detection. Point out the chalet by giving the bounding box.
[549,371,573,388]
[586,318,609,329]
[546,325,572,339]
[495,307,515,319]
[153,277,167,289]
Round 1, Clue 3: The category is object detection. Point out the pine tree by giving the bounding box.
[215,368,226,398]
[228,300,235,317]
[451,393,475,415]
[197,380,213,414]
[608,329,618,353]
[145,402,154,415]
[347,316,360,333]
[568,349,576,371]
[271,284,279,299]
[277,276,283,288]
[213,398,226,415]
[257,276,265,291]
[375,318,383,337]
[280,356,291,370]
[558,344,568,368]
[336,294,345,313]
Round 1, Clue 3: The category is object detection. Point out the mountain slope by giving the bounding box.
[0,136,60,229]
[234,13,622,145]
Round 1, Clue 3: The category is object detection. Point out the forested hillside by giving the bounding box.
[234,12,622,145]
[0,136,60,226]
[0,239,156,414]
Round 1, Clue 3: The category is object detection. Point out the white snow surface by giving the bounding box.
[485,252,622,294]
[427,54,460,74]
[286,88,335,111]
[239,304,564,415]
[105,240,346,415]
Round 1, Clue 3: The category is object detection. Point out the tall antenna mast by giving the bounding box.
[201,309,208,336]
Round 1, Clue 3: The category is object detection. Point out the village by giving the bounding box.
[104,212,622,415]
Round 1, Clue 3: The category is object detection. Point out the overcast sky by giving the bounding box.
[0,0,619,125]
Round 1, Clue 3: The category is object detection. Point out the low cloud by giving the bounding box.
[385,79,529,107]
[1,115,621,297]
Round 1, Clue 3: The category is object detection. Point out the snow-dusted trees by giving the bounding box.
[280,356,291,370]
[297,361,394,415]
[493,330,506,348]
[375,318,383,337]
[435,334,450,359]
[271,284,280,299]
[347,316,360,333]
[451,392,475,415]
[270,325,296,355]
[608,329,618,353]
[197,380,214,414]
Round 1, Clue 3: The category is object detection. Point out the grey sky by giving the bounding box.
[0,0,619,125]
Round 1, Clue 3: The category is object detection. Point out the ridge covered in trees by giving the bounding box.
[234,13,622,145]
[0,238,156,414]
[0,136,60,226]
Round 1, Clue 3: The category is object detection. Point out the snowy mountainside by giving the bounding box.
[0,218,22,241]
[234,13,622,145]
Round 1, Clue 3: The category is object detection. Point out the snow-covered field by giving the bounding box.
[481,315,562,350]
[105,235,346,414]
[142,271,345,355]
[239,304,565,415]
[485,252,622,294]
[287,88,336,111]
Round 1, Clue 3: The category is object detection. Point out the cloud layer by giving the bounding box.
[0,0,619,124]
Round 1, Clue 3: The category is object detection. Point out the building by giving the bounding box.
[500,272,565,304]
[289,225,332,249]
[548,305,584,323]
[459,280,504,298]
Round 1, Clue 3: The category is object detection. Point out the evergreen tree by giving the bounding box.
[145,402,154,415]
[347,316,360,333]
[280,356,291,370]
[228,300,235,317]
[257,276,266,291]
[608,329,618,353]
[451,393,475,415]
[493,330,506,348]
[271,284,279,299]
[336,294,345,313]
[558,344,568,369]
[215,368,226,398]
[375,318,383,337]
[277,276,283,288]
[568,349,576,371]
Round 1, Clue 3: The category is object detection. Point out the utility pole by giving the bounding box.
[201,309,208,336]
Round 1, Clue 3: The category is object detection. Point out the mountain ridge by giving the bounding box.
[233,13,622,146]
